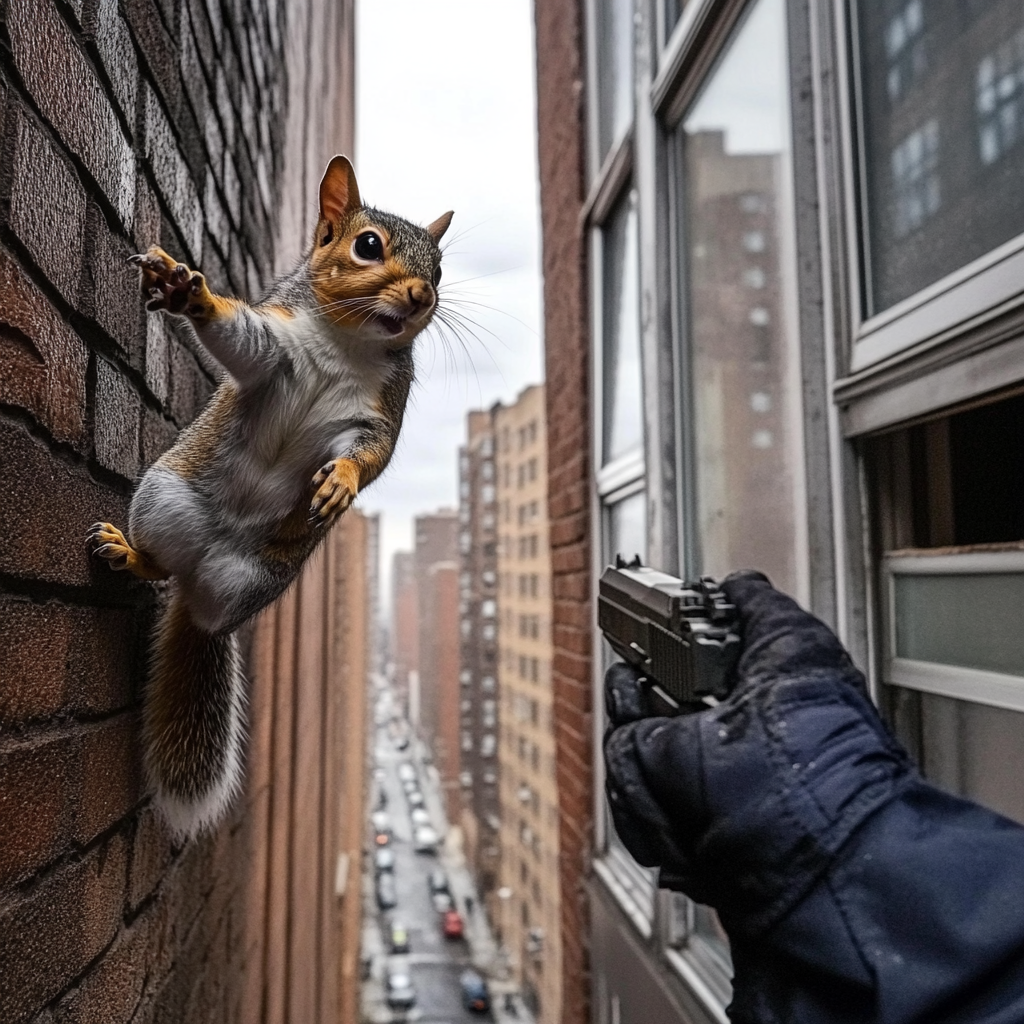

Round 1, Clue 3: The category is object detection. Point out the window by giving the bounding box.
[852,0,1024,365]
[674,0,806,597]
[592,0,633,166]
[869,392,1024,828]
[601,189,643,466]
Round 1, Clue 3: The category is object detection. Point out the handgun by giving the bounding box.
[598,557,741,715]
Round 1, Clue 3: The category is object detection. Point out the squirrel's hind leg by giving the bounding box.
[129,466,212,582]
[89,522,169,580]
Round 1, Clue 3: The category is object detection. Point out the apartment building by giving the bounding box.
[535,0,1024,1021]
[391,551,419,714]
[413,511,461,820]
[494,385,563,1023]
[458,409,502,894]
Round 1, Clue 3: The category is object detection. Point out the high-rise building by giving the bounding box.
[414,511,461,819]
[391,551,419,713]
[493,385,562,1023]
[457,409,502,897]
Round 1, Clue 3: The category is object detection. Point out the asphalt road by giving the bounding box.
[367,728,494,1024]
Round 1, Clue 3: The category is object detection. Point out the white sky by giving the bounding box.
[354,0,544,612]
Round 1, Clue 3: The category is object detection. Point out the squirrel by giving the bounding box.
[88,155,452,840]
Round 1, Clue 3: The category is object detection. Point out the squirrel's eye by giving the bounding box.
[353,231,384,262]
[432,265,442,287]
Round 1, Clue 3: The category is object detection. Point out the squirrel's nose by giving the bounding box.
[406,281,434,313]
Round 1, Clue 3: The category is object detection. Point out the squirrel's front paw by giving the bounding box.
[309,458,360,525]
[128,246,215,320]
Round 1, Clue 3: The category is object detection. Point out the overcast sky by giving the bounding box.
[354,0,544,610]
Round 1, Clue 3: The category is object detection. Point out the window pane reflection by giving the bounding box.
[596,0,634,160]
[678,0,804,595]
[608,490,646,564]
[602,190,643,465]
[856,0,1024,314]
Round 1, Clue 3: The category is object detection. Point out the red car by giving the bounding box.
[443,909,464,939]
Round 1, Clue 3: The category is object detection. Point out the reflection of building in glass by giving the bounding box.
[976,28,1024,166]
[891,119,940,237]
[458,409,502,900]
[858,0,1024,312]
[685,129,800,592]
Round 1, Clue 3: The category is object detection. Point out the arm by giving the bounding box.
[132,246,286,385]
[604,573,1024,1023]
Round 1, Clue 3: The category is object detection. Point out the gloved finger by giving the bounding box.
[604,717,695,870]
[721,571,862,689]
[605,661,650,727]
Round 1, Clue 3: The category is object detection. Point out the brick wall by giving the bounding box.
[0,0,364,1021]
[532,0,594,1022]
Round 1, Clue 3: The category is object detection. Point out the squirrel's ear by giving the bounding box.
[426,211,454,244]
[317,155,361,245]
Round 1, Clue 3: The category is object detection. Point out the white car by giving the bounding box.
[413,825,439,853]
[385,969,416,1010]
[398,763,417,783]
[371,810,390,834]
[410,808,431,827]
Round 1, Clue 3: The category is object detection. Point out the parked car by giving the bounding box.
[374,829,390,848]
[410,808,431,827]
[385,969,416,1010]
[413,825,439,853]
[443,909,464,939]
[373,848,395,874]
[407,790,425,808]
[395,735,410,751]
[371,810,391,834]
[460,970,490,1013]
[398,763,416,783]
[402,778,418,796]
[375,873,397,910]
[428,868,449,895]
[389,921,410,954]
[432,891,454,914]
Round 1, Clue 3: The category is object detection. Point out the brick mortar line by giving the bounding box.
[0,708,141,755]
[0,567,156,611]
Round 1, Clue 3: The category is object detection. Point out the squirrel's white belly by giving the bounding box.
[216,375,373,528]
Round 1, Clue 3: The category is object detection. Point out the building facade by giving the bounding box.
[391,550,419,712]
[458,409,502,895]
[494,385,563,1023]
[534,0,1024,1021]
[413,511,461,819]
[0,0,365,1020]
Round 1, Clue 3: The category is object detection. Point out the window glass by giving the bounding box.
[596,0,634,161]
[602,190,643,465]
[677,0,805,595]
[855,0,1024,314]
[608,490,646,564]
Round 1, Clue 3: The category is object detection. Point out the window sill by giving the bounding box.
[592,856,654,939]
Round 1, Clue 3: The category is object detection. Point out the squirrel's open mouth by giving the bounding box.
[371,311,406,337]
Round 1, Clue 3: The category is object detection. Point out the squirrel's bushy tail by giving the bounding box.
[144,589,246,841]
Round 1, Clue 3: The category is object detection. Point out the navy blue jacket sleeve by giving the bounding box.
[603,572,1024,1023]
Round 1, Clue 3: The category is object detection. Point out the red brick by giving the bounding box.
[0,420,129,587]
[0,599,137,727]
[51,914,150,1024]
[7,0,134,227]
[0,247,89,451]
[0,716,140,887]
[127,806,176,913]
[141,407,179,467]
[123,0,181,124]
[143,85,203,263]
[80,204,146,366]
[0,833,128,1024]
[8,113,87,308]
[94,360,141,480]
[167,335,215,426]
[85,0,140,132]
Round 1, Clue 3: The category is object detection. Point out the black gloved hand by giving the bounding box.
[603,571,913,939]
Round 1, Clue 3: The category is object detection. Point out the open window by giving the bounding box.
[867,390,1024,824]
